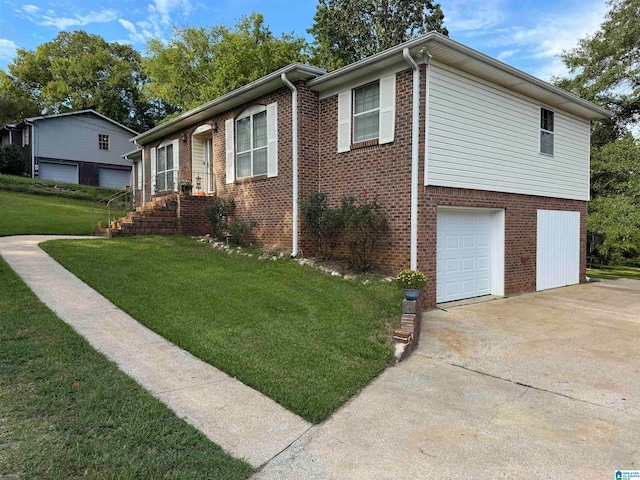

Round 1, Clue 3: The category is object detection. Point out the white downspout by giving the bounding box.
[30,123,35,179]
[403,47,420,271]
[281,72,299,258]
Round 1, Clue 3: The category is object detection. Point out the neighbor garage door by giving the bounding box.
[39,162,78,184]
[99,168,131,190]
[537,210,580,291]
[437,210,493,303]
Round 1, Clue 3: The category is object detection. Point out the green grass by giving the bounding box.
[43,236,402,423]
[0,190,122,236]
[0,256,253,479]
[0,173,119,202]
[587,265,640,281]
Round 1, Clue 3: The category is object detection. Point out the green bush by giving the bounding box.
[0,144,25,176]
[340,195,388,272]
[228,220,256,246]
[204,198,236,240]
[301,192,342,260]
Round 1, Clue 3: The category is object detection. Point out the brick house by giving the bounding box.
[127,32,609,309]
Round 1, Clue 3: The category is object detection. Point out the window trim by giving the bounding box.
[156,139,177,192]
[235,105,268,180]
[98,133,110,151]
[540,107,554,156]
[352,80,380,144]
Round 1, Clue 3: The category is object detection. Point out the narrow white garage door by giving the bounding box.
[99,168,131,190]
[537,210,580,291]
[437,210,493,303]
[39,162,78,184]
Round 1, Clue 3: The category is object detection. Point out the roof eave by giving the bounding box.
[132,63,326,145]
[308,32,611,121]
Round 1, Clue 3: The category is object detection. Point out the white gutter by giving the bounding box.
[403,47,420,271]
[281,72,299,258]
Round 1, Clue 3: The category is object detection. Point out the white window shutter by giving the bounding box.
[379,74,396,145]
[172,139,179,191]
[266,102,278,178]
[150,147,157,195]
[225,118,234,184]
[337,90,351,152]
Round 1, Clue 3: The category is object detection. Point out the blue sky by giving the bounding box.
[0,0,609,81]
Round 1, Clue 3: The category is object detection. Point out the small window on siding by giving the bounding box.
[353,81,380,143]
[99,134,110,151]
[540,108,554,155]
[23,127,29,146]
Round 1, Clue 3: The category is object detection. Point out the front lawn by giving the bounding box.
[0,190,119,236]
[43,236,402,423]
[0,256,253,479]
[587,265,640,281]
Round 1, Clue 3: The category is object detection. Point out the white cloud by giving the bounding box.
[118,19,137,34]
[21,5,40,15]
[148,0,192,25]
[0,39,18,60]
[497,48,519,61]
[441,0,508,32]
[38,9,119,30]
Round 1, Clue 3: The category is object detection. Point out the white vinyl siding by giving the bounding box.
[427,64,590,201]
[537,210,580,290]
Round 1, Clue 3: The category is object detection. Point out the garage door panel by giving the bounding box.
[537,210,580,291]
[99,168,131,190]
[437,210,494,303]
[39,162,77,184]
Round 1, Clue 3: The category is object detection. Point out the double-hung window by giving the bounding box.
[236,109,268,179]
[540,108,554,155]
[337,74,395,152]
[353,81,380,143]
[98,134,110,150]
[156,142,174,191]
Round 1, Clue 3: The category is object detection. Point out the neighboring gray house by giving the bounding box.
[12,110,137,189]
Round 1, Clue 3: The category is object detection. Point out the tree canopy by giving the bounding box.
[0,31,166,131]
[308,0,448,71]
[557,0,639,143]
[557,0,640,265]
[144,13,309,113]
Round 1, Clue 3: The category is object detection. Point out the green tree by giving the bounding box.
[144,13,308,113]
[0,30,163,131]
[0,76,41,123]
[308,0,448,71]
[0,144,26,176]
[557,0,639,145]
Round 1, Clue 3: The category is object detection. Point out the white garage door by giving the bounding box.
[39,162,78,184]
[537,210,580,291]
[99,168,131,190]
[437,210,493,303]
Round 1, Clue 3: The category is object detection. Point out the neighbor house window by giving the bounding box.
[353,81,380,143]
[157,142,174,191]
[540,108,554,155]
[98,134,110,151]
[23,127,29,146]
[236,109,267,179]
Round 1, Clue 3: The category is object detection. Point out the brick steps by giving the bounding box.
[96,194,214,238]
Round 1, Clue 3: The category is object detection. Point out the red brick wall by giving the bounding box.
[420,186,587,309]
[318,69,414,269]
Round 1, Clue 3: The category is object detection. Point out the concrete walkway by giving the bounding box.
[0,235,311,469]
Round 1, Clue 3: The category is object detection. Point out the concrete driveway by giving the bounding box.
[255,280,640,479]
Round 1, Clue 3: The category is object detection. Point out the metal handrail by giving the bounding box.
[91,188,134,232]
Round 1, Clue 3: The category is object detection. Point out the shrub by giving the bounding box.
[204,198,236,240]
[340,194,388,272]
[228,220,256,246]
[395,269,427,290]
[301,192,342,260]
[0,144,25,176]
